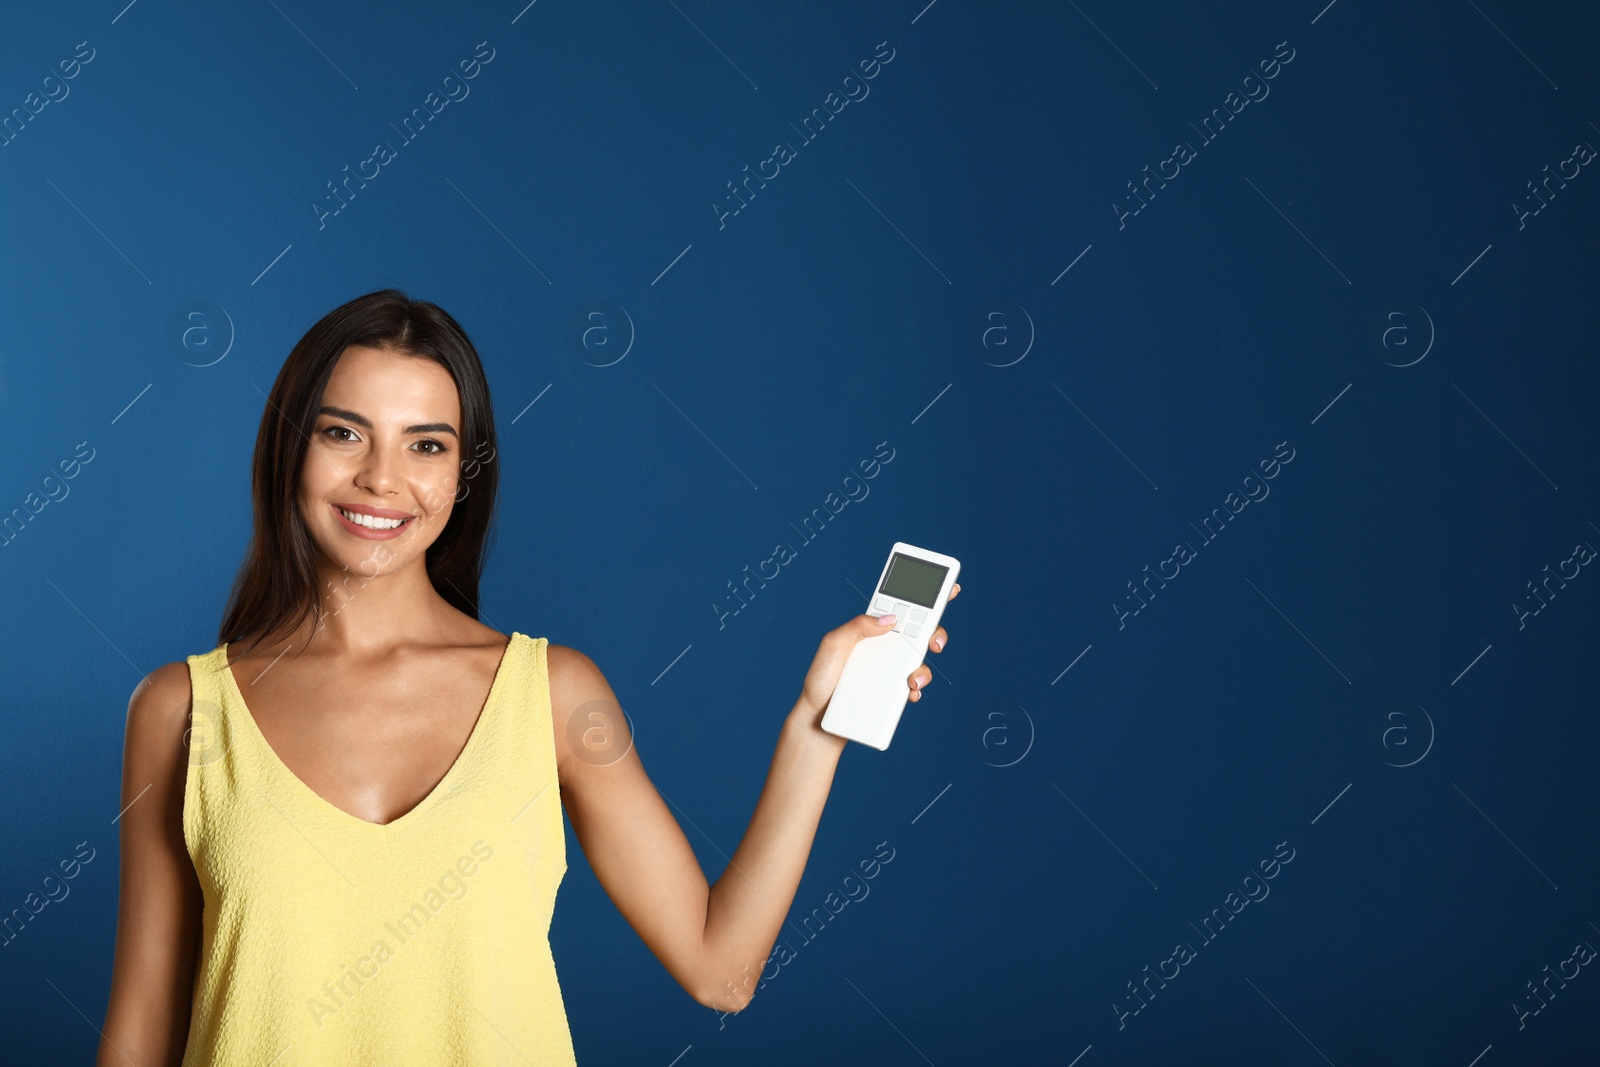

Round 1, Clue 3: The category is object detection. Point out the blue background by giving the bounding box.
[2,0,1597,1063]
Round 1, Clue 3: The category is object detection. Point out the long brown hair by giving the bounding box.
[218,289,499,654]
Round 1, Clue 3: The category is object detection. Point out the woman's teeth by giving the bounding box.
[339,508,409,530]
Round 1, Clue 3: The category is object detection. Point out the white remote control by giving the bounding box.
[821,542,961,750]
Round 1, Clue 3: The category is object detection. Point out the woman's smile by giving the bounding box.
[331,501,416,540]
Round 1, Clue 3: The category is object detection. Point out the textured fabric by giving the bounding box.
[180,632,576,1066]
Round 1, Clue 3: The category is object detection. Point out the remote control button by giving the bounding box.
[873,596,894,613]
[893,601,911,616]
[905,623,921,638]
[911,607,927,623]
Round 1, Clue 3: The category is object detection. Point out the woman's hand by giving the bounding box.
[793,584,960,730]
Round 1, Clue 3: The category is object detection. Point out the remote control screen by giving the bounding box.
[879,553,947,607]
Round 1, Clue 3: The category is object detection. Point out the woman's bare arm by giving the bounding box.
[550,590,955,1014]
[98,662,204,1067]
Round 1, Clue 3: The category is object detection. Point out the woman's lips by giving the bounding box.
[331,504,414,541]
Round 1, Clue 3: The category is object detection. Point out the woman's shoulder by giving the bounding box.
[125,626,248,741]
[543,641,605,690]
[122,659,197,775]
[129,659,195,711]
[541,641,633,769]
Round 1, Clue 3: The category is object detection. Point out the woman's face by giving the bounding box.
[298,344,463,578]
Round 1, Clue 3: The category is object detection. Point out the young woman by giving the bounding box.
[98,290,957,1066]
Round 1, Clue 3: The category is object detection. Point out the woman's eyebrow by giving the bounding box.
[318,405,459,438]
[404,421,459,437]
[318,405,374,429]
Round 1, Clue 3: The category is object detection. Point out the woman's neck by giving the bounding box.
[249,558,465,659]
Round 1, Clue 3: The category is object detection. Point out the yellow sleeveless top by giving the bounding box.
[180,632,576,1066]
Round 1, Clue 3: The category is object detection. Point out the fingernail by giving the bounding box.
[911,676,921,688]
[878,614,897,626]
[935,635,945,650]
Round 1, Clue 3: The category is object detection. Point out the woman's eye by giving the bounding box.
[323,426,357,442]
[415,439,448,456]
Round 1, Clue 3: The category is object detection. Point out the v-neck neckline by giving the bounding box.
[218,632,522,834]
